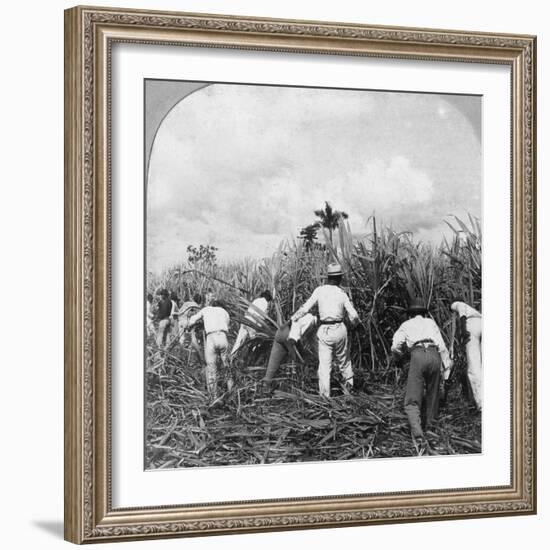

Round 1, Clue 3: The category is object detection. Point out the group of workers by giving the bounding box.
[147,262,482,443]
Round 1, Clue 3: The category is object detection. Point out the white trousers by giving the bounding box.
[316,323,353,397]
[465,317,482,409]
[205,332,229,397]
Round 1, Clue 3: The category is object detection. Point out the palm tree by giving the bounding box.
[298,223,320,251]
[313,201,349,247]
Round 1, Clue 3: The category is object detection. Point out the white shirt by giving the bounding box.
[288,313,318,342]
[241,297,269,330]
[249,297,268,315]
[178,301,199,317]
[451,301,481,318]
[177,301,199,329]
[292,285,359,324]
[391,315,452,373]
[189,306,230,335]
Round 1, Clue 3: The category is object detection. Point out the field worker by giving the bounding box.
[261,313,318,393]
[187,299,232,399]
[230,290,273,358]
[391,297,452,441]
[146,293,156,339]
[177,293,201,344]
[292,263,359,397]
[169,291,180,345]
[451,300,482,411]
[155,289,172,348]
[176,294,204,362]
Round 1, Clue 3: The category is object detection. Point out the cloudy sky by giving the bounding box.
[147,83,481,273]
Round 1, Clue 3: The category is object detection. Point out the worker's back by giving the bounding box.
[393,315,443,349]
[313,284,356,322]
[201,306,230,334]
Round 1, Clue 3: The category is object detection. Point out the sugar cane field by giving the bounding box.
[145,213,482,469]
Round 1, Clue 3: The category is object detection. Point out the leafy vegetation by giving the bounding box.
[146,211,482,468]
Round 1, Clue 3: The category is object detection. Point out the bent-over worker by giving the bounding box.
[188,299,232,399]
[230,290,273,358]
[391,298,452,440]
[176,294,203,361]
[177,295,201,343]
[168,291,180,345]
[451,300,482,411]
[262,313,318,392]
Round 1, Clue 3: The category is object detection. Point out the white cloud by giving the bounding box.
[147,85,480,272]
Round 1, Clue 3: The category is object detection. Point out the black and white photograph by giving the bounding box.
[144,80,482,469]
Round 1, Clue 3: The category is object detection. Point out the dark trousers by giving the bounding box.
[264,340,288,382]
[264,323,291,382]
[404,347,441,437]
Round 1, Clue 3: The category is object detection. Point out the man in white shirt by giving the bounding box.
[146,293,155,340]
[176,294,203,360]
[188,299,232,399]
[391,297,452,440]
[292,263,359,397]
[261,313,318,392]
[451,300,482,411]
[230,290,273,358]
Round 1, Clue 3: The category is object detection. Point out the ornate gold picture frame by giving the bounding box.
[64,5,536,544]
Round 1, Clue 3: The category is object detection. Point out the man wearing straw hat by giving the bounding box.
[291,263,359,397]
[391,297,452,442]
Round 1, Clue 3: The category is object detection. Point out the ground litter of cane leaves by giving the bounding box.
[145,346,481,469]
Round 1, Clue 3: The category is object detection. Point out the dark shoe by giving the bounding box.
[259,379,274,397]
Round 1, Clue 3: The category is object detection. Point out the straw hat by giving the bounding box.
[327,263,344,277]
[407,297,427,314]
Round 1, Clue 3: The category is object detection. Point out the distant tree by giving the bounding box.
[187,244,218,268]
[298,223,321,251]
[313,201,349,247]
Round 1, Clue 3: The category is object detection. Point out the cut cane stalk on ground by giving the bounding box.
[146,214,481,468]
